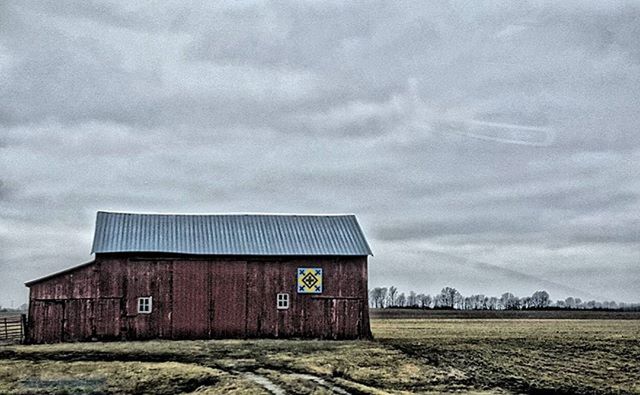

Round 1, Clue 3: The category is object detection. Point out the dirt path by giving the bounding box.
[0,348,357,395]
[289,373,352,394]
[242,372,287,395]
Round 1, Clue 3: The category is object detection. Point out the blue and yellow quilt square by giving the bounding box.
[297,268,323,294]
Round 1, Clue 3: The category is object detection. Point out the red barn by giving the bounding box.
[25,211,373,343]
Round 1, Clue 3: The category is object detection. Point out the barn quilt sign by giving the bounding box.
[297,268,323,294]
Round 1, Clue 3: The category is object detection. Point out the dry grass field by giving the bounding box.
[0,312,638,394]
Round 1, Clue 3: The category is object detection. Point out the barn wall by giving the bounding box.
[171,260,210,338]
[244,258,370,338]
[27,255,370,343]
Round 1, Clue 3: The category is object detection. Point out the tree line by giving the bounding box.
[369,286,640,311]
[0,304,27,313]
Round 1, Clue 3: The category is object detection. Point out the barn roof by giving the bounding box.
[91,211,373,256]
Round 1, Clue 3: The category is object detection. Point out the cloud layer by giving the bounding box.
[1,1,639,305]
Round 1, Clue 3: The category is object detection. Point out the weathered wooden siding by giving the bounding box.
[124,260,173,339]
[27,255,370,343]
[244,258,369,338]
[171,260,210,338]
[211,260,248,337]
[28,301,63,343]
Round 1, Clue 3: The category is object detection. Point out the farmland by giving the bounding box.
[0,311,638,394]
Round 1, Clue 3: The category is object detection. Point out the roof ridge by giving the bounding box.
[97,211,357,217]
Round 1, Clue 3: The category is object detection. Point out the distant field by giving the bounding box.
[371,307,640,320]
[0,315,638,394]
[0,312,25,317]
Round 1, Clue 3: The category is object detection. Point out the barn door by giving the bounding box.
[30,301,64,343]
[210,261,247,337]
[63,299,93,342]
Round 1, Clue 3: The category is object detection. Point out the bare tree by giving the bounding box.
[531,290,550,309]
[418,294,432,308]
[466,295,475,310]
[397,293,406,307]
[368,288,377,308]
[387,286,398,307]
[439,287,462,309]
[434,294,444,308]
[564,297,576,309]
[574,298,583,309]
[369,288,384,308]
[416,293,425,308]
[407,291,418,307]
[500,292,519,310]
[380,287,388,308]
[473,294,487,310]
[464,296,478,310]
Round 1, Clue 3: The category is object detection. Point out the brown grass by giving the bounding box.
[0,316,637,394]
[375,318,640,394]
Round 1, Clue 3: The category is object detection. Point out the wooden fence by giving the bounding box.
[0,315,26,343]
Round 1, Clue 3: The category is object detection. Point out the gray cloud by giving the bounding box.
[1,1,640,305]
[377,216,544,241]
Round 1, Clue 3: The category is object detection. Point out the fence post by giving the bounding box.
[21,314,27,344]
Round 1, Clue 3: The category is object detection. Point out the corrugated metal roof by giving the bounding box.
[91,211,373,256]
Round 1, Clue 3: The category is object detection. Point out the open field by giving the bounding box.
[375,318,639,394]
[370,308,640,320]
[0,315,638,394]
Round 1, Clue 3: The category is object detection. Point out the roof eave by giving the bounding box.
[352,214,374,256]
[25,260,96,287]
[94,250,371,256]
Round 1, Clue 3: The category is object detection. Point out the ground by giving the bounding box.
[0,310,638,394]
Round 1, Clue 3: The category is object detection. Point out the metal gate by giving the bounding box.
[0,314,27,343]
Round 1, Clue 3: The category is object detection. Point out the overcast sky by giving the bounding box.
[1,1,639,307]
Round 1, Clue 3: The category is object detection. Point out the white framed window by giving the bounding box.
[138,297,152,314]
[277,293,289,310]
